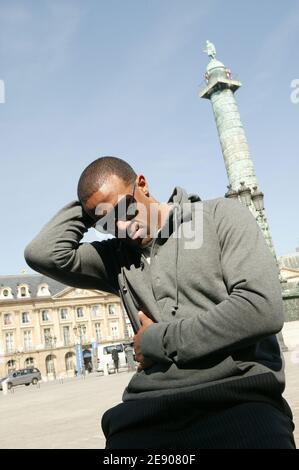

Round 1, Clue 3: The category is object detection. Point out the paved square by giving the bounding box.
[0,352,298,449]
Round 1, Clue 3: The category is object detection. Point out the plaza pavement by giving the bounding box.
[0,352,298,449]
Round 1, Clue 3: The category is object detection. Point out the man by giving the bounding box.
[24,156,295,449]
[111,348,120,373]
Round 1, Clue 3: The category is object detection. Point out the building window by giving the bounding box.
[18,285,30,298]
[22,312,30,324]
[41,310,51,322]
[65,352,75,371]
[95,323,102,343]
[3,313,12,326]
[126,321,134,339]
[23,330,33,351]
[25,357,34,367]
[81,325,87,344]
[7,359,16,373]
[45,355,55,374]
[76,307,84,318]
[37,284,50,296]
[110,323,119,339]
[60,308,68,320]
[91,305,101,318]
[20,287,27,297]
[5,332,14,353]
[1,288,13,298]
[108,304,116,315]
[43,328,51,346]
[63,326,71,346]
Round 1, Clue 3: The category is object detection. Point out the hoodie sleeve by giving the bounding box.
[24,200,120,294]
[141,198,284,365]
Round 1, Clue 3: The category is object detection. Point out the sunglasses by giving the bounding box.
[93,183,137,233]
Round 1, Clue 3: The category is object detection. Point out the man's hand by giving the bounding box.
[133,311,155,371]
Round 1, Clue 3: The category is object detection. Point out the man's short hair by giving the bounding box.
[77,156,137,204]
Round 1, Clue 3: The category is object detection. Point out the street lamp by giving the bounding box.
[238,182,252,206]
[251,186,265,212]
[13,349,22,370]
[48,334,57,379]
[224,185,239,200]
[73,324,86,344]
[240,185,288,351]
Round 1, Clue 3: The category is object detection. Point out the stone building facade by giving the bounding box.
[0,274,134,380]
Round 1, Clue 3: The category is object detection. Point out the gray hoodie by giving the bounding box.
[24,187,285,402]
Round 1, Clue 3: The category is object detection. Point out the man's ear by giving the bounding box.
[136,174,150,196]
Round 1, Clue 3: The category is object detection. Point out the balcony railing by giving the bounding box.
[43,341,56,350]
[5,347,16,355]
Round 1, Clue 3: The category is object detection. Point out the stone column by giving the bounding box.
[210,88,258,191]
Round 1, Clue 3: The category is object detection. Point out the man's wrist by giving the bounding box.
[141,322,172,364]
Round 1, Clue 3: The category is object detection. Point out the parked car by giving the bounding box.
[0,368,41,390]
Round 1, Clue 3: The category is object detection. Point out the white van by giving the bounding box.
[97,342,127,375]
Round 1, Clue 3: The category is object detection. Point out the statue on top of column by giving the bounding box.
[204,40,217,59]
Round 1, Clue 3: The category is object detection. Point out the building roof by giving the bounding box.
[0,273,67,299]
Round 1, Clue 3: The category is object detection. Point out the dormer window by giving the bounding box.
[21,287,26,297]
[0,287,13,299]
[17,284,30,298]
[37,284,51,297]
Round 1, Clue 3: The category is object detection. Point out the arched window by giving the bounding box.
[18,285,30,298]
[0,287,13,299]
[7,360,16,373]
[65,352,75,371]
[37,284,51,296]
[45,354,56,374]
[25,357,34,367]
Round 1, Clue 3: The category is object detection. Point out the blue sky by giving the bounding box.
[0,0,298,274]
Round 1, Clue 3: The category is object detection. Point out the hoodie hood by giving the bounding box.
[164,187,201,315]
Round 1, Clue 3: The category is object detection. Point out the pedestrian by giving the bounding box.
[111,348,119,373]
[124,344,135,372]
[24,156,296,449]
